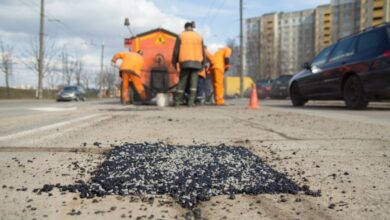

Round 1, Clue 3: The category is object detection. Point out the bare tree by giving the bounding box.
[0,39,14,97]
[60,49,85,87]
[226,38,240,77]
[74,58,83,86]
[23,37,58,97]
[45,68,61,90]
[81,71,90,90]
[81,71,96,91]
[102,66,116,96]
[245,34,261,80]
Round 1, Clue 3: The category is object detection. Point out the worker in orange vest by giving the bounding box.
[172,22,205,107]
[211,47,232,105]
[111,50,146,105]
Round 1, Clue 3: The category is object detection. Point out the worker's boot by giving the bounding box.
[188,92,196,107]
[173,92,183,107]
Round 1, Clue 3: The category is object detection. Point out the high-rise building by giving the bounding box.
[258,13,279,80]
[278,9,316,75]
[245,0,389,80]
[360,0,390,29]
[331,0,361,39]
[245,10,315,80]
[245,17,261,79]
[315,4,332,53]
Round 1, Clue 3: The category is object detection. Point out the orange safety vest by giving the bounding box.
[112,52,144,76]
[213,48,232,72]
[179,31,204,63]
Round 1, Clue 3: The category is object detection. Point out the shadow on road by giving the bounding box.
[268,102,390,111]
[100,107,162,112]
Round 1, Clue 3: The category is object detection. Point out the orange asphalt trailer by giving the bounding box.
[123,28,179,102]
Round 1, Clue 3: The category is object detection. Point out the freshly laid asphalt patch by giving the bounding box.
[38,143,319,208]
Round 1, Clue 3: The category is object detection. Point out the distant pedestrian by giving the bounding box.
[112,50,146,105]
[172,22,205,107]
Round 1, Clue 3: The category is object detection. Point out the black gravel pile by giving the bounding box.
[39,143,319,208]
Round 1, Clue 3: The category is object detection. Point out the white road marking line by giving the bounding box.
[0,114,101,141]
[30,107,77,112]
[35,115,112,142]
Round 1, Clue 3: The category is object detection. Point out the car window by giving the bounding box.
[388,27,390,41]
[279,76,292,82]
[328,37,357,62]
[64,86,77,91]
[311,45,334,67]
[357,30,382,52]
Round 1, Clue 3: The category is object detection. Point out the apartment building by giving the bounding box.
[278,9,316,75]
[315,5,332,53]
[245,0,389,80]
[245,17,261,78]
[360,0,390,29]
[331,0,361,39]
[245,10,315,80]
[258,13,279,80]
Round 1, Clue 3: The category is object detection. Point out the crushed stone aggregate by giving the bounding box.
[37,143,319,208]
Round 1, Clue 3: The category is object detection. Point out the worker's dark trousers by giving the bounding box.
[205,75,214,103]
[175,68,199,106]
[196,76,206,103]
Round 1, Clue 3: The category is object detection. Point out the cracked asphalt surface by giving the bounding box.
[0,99,389,220]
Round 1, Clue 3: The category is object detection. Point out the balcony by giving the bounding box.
[373,10,384,18]
[373,0,384,8]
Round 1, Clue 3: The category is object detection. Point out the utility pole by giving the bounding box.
[239,0,244,98]
[37,0,45,99]
[99,42,105,98]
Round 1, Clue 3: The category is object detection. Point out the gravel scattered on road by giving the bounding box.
[37,143,319,208]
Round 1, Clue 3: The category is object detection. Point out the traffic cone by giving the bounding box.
[248,84,260,109]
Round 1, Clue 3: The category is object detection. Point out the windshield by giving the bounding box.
[273,76,291,85]
[257,80,272,86]
[311,45,335,67]
[278,76,292,83]
[63,86,78,91]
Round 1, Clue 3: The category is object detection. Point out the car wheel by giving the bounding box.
[75,96,80,102]
[290,83,307,107]
[82,97,86,102]
[343,75,369,110]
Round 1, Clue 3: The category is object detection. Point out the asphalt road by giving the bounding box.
[263,99,390,126]
[1,99,389,135]
[0,98,389,220]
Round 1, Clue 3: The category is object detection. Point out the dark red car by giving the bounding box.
[256,80,272,99]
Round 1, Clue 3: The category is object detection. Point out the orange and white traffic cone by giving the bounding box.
[248,84,260,109]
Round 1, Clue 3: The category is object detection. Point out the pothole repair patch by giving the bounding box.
[37,143,320,208]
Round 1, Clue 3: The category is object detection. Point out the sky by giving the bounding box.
[0,0,329,88]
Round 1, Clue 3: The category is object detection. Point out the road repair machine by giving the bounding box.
[123,28,179,104]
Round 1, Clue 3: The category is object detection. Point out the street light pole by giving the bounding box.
[99,42,104,98]
[239,0,245,98]
[37,0,45,99]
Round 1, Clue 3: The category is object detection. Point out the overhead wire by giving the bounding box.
[200,0,218,24]
[16,0,98,47]
[203,0,227,26]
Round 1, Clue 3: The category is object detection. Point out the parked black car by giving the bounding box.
[270,75,292,99]
[289,23,390,109]
[57,86,86,101]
